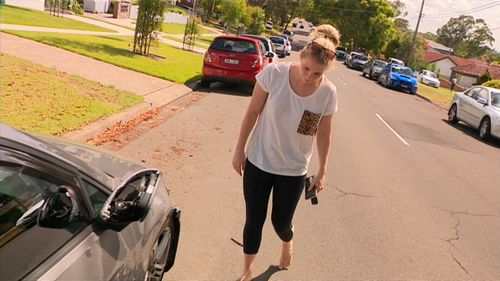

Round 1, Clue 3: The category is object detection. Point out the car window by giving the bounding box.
[373,61,387,68]
[210,38,258,54]
[466,88,481,100]
[427,72,437,78]
[477,88,488,101]
[491,92,500,108]
[392,66,413,76]
[82,180,108,214]
[0,162,87,280]
[270,37,285,44]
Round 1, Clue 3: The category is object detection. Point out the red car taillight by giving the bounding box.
[204,51,213,64]
[252,56,263,69]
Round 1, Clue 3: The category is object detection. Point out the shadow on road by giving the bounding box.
[196,81,253,96]
[251,265,283,281]
[441,119,500,148]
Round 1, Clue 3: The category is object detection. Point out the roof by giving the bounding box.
[426,40,454,53]
[452,64,500,79]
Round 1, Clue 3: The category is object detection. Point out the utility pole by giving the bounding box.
[408,0,425,66]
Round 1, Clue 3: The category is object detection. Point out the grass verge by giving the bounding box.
[418,83,455,107]
[162,35,213,49]
[0,4,115,32]
[0,53,143,135]
[4,31,203,84]
[162,22,216,34]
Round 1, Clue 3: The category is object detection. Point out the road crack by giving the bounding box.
[334,186,374,200]
[441,210,494,277]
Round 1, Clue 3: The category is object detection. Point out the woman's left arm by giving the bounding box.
[313,114,334,192]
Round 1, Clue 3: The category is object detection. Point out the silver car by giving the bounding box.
[448,86,500,140]
[0,124,180,280]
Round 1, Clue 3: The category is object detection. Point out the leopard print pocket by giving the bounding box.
[297,110,322,136]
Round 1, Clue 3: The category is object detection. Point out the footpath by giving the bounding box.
[0,12,211,141]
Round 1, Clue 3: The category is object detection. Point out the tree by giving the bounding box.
[218,0,247,34]
[384,31,425,65]
[308,0,397,54]
[264,0,313,30]
[394,18,409,31]
[245,6,266,35]
[133,0,166,55]
[436,15,495,58]
[476,69,492,85]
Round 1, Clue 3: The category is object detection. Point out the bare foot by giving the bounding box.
[279,241,293,270]
[239,271,252,281]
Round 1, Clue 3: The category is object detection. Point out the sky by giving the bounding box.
[401,0,500,51]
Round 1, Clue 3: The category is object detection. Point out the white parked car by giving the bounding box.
[448,86,500,140]
[388,57,404,66]
[265,20,273,30]
[418,70,440,88]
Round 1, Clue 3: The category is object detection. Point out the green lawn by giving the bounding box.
[4,31,203,84]
[162,22,216,34]
[0,53,143,135]
[0,4,115,32]
[163,35,214,49]
[417,83,455,107]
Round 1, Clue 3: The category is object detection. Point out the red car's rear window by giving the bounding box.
[210,38,258,55]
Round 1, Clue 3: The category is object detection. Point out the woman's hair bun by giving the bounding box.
[310,24,340,47]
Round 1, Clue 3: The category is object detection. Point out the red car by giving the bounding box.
[200,35,271,88]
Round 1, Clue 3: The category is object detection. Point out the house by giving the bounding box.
[423,51,499,87]
[1,0,44,11]
[424,40,454,55]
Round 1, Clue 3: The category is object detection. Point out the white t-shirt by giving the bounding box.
[247,62,338,176]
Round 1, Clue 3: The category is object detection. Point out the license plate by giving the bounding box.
[401,84,408,88]
[224,59,239,64]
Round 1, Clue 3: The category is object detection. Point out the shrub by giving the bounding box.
[482,79,500,89]
[71,0,84,15]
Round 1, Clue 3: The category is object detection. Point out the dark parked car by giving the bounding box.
[378,64,418,94]
[347,54,369,70]
[362,59,388,79]
[335,47,348,61]
[201,35,271,87]
[0,124,180,281]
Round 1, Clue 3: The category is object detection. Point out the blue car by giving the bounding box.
[378,64,418,94]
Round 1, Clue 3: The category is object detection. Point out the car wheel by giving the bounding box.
[146,228,173,281]
[199,79,211,88]
[479,117,491,140]
[362,71,366,77]
[369,71,373,79]
[448,104,459,124]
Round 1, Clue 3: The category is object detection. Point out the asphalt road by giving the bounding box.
[108,51,500,281]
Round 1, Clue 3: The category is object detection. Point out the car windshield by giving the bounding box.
[374,61,387,68]
[425,71,437,78]
[270,37,285,44]
[211,38,258,54]
[491,92,500,108]
[357,56,369,61]
[393,66,414,76]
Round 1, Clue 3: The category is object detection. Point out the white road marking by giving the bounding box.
[375,113,410,146]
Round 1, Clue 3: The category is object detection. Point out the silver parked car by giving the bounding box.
[0,124,180,280]
[240,34,279,63]
[448,86,500,140]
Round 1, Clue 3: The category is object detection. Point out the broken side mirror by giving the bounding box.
[99,169,160,231]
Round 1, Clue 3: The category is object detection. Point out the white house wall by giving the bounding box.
[4,0,44,11]
[456,74,477,88]
[434,58,456,79]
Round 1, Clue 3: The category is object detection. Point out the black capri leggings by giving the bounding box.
[243,159,306,255]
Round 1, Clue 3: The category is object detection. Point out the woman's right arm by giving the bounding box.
[232,83,269,176]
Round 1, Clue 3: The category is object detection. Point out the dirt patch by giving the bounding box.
[95,92,208,150]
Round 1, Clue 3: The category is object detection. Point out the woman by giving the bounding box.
[232,24,340,281]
